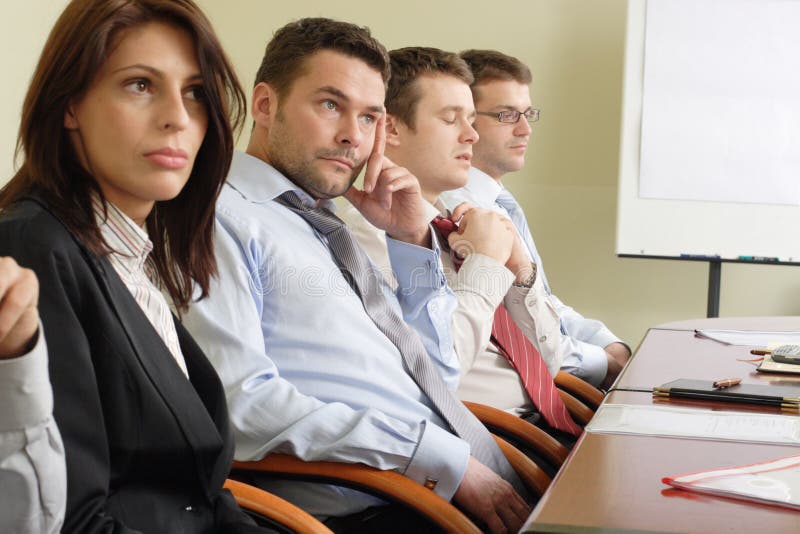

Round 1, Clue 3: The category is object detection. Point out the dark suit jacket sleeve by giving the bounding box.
[0,229,141,534]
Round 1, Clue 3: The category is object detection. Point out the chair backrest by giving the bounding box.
[555,371,605,410]
[224,478,333,534]
[232,455,481,534]
[462,400,569,468]
[492,435,551,497]
[558,390,594,426]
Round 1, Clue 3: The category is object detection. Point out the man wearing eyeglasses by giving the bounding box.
[442,50,630,391]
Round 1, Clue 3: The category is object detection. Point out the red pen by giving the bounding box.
[713,378,741,389]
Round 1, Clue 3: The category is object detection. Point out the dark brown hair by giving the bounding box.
[254,17,390,98]
[0,0,246,311]
[459,49,532,90]
[386,47,473,130]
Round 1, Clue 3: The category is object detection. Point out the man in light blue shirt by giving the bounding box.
[183,19,529,533]
[442,50,630,389]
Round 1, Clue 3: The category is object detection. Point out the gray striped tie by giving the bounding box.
[277,191,523,491]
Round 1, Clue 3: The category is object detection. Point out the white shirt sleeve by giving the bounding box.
[0,327,66,534]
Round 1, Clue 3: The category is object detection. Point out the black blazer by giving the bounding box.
[0,198,263,534]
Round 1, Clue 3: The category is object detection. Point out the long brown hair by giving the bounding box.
[0,0,246,311]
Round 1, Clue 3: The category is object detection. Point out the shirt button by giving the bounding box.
[539,335,547,343]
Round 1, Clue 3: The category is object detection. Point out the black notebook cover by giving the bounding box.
[654,379,800,406]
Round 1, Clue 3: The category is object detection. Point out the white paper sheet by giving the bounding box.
[694,329,800,346]
[665,454,800,510]
[586,404,800,444]
[639,0,800,205]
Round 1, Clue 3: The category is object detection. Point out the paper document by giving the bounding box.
[694,329,800,347]
[586,404,800,445]
[664,454,800,511]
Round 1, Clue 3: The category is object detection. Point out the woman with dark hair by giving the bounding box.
[0,1,271,532]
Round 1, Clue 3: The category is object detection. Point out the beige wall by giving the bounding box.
[4,1,799,347]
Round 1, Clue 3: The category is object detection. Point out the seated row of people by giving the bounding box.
[0,1,628,532]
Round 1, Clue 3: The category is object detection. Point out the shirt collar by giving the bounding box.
[227,151,337,212]
[466,166,505,203]
[424,199,445,221]
[92,195,152,270]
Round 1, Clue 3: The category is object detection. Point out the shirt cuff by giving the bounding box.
[0,325,51,431]
[386,235,446,290]
[560,339,608,387]
[403,421,470,502]
[454,254,514,308]
[587,328,625,351]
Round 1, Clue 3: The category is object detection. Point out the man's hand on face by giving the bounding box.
[448,204,515,265]
[453,456,531,534]
[0,257,40,360]
[345,115,431,247]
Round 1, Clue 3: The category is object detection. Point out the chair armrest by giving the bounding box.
[462,400,569,467]
[224,478,333,534]
[555,371,604,409]
[232,455,481,534]
[558,390,594,426]
[492,435,551,498]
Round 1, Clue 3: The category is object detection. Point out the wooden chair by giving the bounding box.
[492,434,551,497]
[232,454,481,534]
[224,478,333,534]
[554,371,605,410]
[462,400,569,468]
[558,389,595,426]
[231,410,552,534]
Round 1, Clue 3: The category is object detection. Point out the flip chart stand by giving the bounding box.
[707,260,721,318]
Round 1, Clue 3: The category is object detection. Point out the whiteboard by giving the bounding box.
[616,0,800,263]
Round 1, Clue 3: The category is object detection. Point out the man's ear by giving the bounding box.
[385,114,402,147]
[251,82,278,128]
[64,104,79,130]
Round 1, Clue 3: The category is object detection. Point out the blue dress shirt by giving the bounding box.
[442,167,624,386]
[183,152,468,518]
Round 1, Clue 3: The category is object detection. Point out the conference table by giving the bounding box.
[522,317,800,533]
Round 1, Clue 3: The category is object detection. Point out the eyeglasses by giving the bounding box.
[476,108,540,124]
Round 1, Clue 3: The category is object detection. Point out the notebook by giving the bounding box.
[653,379,800,409]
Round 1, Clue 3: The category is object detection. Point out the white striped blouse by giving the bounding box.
[92,197,189,377]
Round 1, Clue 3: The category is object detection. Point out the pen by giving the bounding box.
[712,378,741,389]
[750,349,771,356]
[738,256,779,262]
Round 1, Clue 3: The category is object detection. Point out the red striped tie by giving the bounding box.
[431,216,582,436]
[491,305,582,436]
